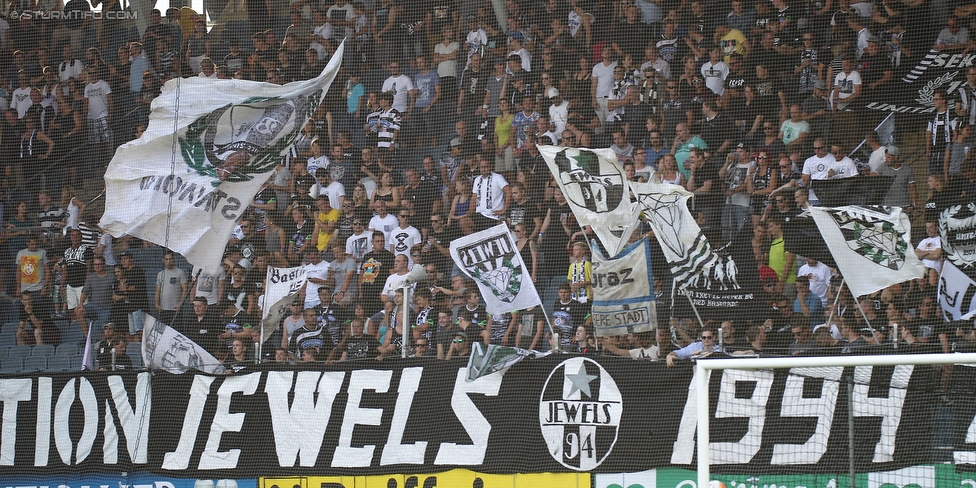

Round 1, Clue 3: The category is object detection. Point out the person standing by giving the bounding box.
[154,250,189,325]
[460,159,510,234]
[63,229,93,341]
[118,250,148,341]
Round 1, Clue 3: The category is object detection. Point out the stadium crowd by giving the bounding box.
[1,0,976,373]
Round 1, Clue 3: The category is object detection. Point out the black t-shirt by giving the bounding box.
[344,334,382,360]
[724,70,749,95]
[63,244,93,287]
[403,181,440,225]
[858,53,893,87]
[425,225,459,272]
[508,198,541,231]
[458,68,487,109]
[699,112,733,151]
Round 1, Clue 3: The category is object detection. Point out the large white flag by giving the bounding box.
[141,315,226,374]
[101,44,344,275]
[629,179,717,289]
[538,146,639,256]
[590,238,657,337]
[450,223,541,314]
[808,206,925,298]
[260,265,308,341]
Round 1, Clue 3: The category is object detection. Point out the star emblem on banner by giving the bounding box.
[566,363,597,397]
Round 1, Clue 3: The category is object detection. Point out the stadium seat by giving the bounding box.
[127,350,144,370]
[2,357,23,373]
[70,354,86,370]
[23,356,46,372]
[1,322,18,335]
[32,344,55,358]
[549,276,569,288]
[46,355,71,372]
[55,343,78,357]
[0,332,15,348]
[62,328,84,345]
[8,345,31,359]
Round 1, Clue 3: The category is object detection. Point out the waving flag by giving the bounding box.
[939,202,976,320]
[808,206,924,298]
[261,265,308,340]
[450,223,541,314]
[589,238,657,337]
[101,44,344,274]
[538,146,640,256]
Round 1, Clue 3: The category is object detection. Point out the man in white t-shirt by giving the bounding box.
[368,200,400,244]
[388,212,422,267]
[915,221,942,287]
[461,159,511,234]
[591,44,617,134]
[801,138,835,205]
[326,0,356,41]
[831,56,861,110]
[797,257,832,306]
[381,61,415,114]
[303,248,331,309]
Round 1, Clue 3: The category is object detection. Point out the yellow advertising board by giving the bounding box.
[261,469,590,488]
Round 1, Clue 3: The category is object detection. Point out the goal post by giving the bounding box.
[694,353,976,488]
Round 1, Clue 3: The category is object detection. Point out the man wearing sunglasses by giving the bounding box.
[666,326,724,367]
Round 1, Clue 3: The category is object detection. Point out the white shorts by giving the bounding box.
[65,285,85,309]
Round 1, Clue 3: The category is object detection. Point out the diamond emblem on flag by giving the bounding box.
[829,208,908,270]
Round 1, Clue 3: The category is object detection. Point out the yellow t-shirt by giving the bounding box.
[315,208,341,251]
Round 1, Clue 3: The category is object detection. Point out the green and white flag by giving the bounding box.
[466,342,551,381]
[809,205,925,298]
[450,222,541,314]
[101,44,344,274]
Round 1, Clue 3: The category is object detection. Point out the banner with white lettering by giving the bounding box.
[142,315,226,374]
[589,238,657,337]
[450,223,541,314]
[538,146,639,256]
[100,45,343,275]
[0,354,956,477]
[261,265,308,340]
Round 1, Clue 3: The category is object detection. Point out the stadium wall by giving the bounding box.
[0,356,971,484]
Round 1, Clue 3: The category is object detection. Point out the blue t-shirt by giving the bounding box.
[413,70,440,109]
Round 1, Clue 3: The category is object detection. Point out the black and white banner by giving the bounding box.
[809,206,924,298]
[939,202,976,320]
[260,265,308,339]
[589,238,657,337]
[450,223,541,314]
[0,356,966,477]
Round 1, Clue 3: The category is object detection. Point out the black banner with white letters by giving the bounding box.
[0,355,968,477]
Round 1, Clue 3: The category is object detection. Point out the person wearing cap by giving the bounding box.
[95,322,121,365]
[871,145,916,211]
[860,35,894,94]
[547,87,569,138]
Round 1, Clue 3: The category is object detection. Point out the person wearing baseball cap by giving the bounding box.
[548,87,569,139]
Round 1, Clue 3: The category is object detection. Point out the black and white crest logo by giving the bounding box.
[553,149,624,214]
[456,233,523,303]
[180,94,319,183]
[539,357,621,471]
[827,206,908,270]
[940,203,976,269]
